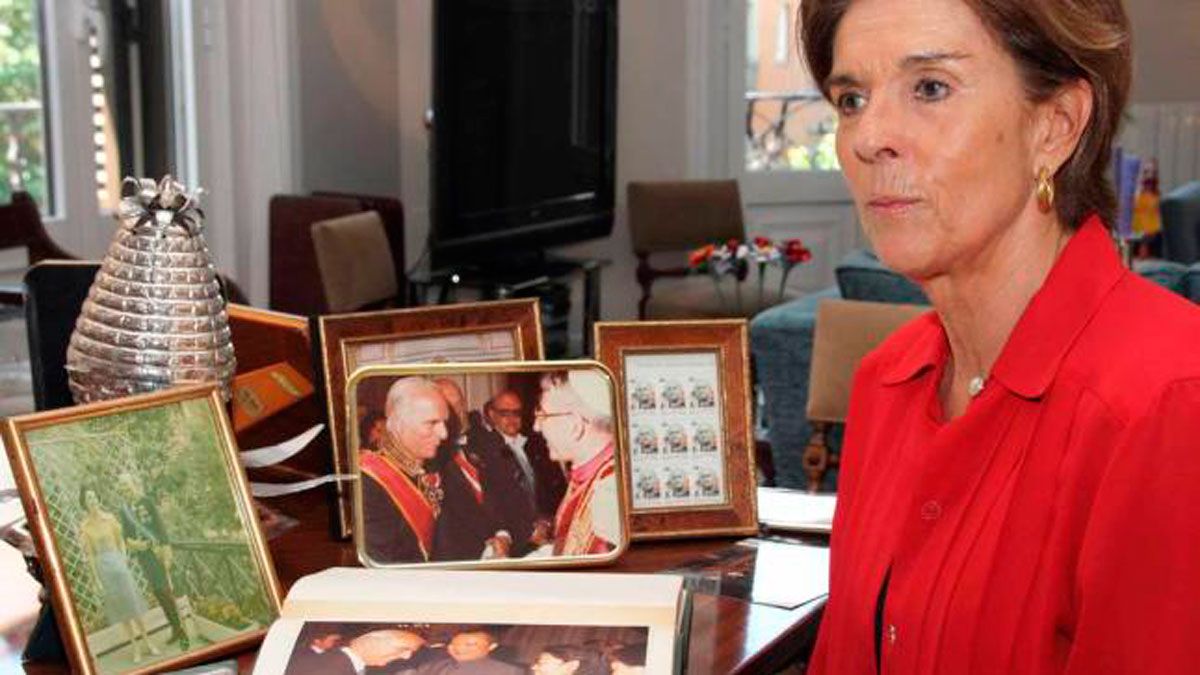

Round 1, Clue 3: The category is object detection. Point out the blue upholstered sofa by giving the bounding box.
[751,248,1200,490]
[1163,181,1200,264]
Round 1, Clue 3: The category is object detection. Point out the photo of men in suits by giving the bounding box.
[354,367,621,564]
[432,378,522,561]
[464,390,568,557]
[284,621,649,675]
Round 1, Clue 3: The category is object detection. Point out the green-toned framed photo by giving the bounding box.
[2,384,283,675]
[345,360,630,569]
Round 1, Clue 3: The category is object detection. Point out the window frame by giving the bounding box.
[728,0,849,205]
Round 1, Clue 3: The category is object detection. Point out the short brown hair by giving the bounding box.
[800,0,1131,229]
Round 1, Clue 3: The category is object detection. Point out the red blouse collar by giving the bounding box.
[880,214,1126,398]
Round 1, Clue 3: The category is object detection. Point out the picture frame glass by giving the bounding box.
[15,394,278,674]
[622,350,729,511]
[348,363,627,568]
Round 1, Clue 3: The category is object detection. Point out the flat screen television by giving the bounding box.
[431,0,617,269]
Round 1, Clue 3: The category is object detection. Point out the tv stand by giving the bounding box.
[407,255,608,357]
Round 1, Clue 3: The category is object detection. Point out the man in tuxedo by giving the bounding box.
[288,628,427,675]
[470,390,567,551]
[430,378,516,561]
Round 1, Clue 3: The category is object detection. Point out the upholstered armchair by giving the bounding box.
[627,180,753,319]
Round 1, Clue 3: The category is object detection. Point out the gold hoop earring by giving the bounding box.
[1036,166,1055,213]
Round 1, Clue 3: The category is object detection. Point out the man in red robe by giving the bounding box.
[533,370,621,556]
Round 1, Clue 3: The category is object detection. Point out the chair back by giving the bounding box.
[1162,181,1200,264]
[23,261,100,410]
[0,192,72,264]
[269,195,362,314]
[627,180,745,254]
[807,299,929,423]
[311,211,399,313]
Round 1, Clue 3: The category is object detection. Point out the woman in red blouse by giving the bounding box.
[799,0,1200,673]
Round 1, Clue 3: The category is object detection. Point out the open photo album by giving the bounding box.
[252,567,689,674]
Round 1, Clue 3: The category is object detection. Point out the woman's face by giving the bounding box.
[84,489,99,511]
[531,653,579,675]
[829,0,1048,281]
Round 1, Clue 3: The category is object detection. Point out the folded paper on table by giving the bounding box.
[757,487,837,533]
[666,538,829,610]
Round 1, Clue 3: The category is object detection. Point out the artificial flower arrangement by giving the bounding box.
[688,236,813,312]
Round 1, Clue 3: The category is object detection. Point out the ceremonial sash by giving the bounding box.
[453,450,484,505]
[554,448,617,556]
[360,451,436,560]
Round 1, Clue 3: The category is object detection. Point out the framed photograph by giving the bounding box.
[318,298,544,538]
[1,384,283,675]
[594,320,758,540]
[344,360,628,568]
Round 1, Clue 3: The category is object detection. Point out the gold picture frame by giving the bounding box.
[2,384,283,675]
[318,298,544,538]
[345,360,629,569]
[594,320,759,540]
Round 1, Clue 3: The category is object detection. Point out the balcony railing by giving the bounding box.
[744,89,839,172]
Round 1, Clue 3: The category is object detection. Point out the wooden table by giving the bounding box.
[19,488,825,674]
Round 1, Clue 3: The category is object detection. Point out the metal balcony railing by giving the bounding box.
[744,89,839,172]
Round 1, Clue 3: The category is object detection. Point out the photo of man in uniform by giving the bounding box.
[359,378,450,563]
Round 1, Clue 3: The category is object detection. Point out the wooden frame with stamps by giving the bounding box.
[594,320,758,539]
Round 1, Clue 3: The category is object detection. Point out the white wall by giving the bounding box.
[1128,0,1200,104]
[294,0,401,197]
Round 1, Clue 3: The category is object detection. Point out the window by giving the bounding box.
[744,0,838,172]
[0,0,52,211]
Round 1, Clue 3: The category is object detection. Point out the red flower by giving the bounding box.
[753,236,773,248]
[725,238,741,250]
[689,244,716,268]
[782,239,812,264]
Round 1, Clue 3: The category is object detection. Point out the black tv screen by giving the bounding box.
[432,0,617,267]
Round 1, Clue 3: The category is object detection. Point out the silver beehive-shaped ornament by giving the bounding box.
[66,176,236,403]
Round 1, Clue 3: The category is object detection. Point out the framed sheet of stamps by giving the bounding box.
[594,320,758,539]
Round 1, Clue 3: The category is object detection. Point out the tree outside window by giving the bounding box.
[0,0,51,211]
